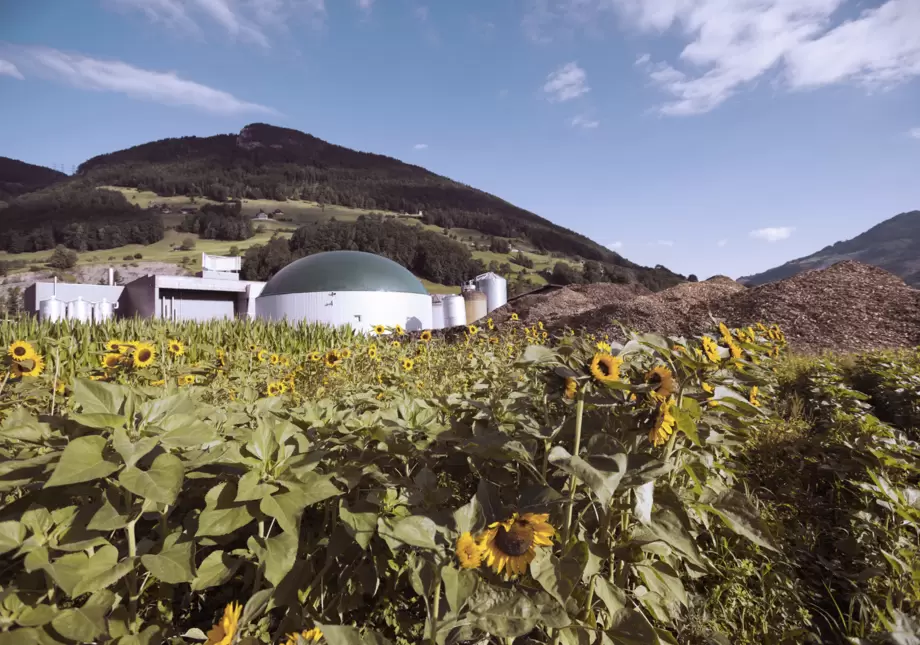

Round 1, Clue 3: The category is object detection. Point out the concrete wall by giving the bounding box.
[158,288,237,321]
[256,291,433,332]
[23,282,125,314]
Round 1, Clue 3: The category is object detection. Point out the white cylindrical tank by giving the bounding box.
[442,295,467,328]
[39,296,64,322]
[475,272,508,313]
[431,296,445,330]
[66,297,91,322]
[93,299,118,323]
[463,290,487,324]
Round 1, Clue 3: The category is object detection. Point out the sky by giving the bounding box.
[1,0,919,280]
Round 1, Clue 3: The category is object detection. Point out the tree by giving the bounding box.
[229,245,241,257]
[551,262,582,285]
[179,237,196,251]
[688,274,699,282]
[582,260,605,284]
[47,245,78,269]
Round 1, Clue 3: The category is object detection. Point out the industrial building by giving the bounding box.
[25,251,508,329]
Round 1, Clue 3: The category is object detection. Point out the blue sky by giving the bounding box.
[1,0,919,279]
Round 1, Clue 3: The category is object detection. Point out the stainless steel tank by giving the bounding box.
[66,297,91,322]
[474,272,508,313]
[431,296,445,330]
[93,298,118,322]
[463,290,487,325]
[442,294,467,328]
[39,296,64,322]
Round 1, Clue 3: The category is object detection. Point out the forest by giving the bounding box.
[0,183,164,253]
[0,156,67,200]
[177,202,254,241]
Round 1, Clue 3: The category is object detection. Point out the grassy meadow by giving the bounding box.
[0,314,917,645]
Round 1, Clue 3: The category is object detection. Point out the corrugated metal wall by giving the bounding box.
[158,289,237,322]
[256,291,433,332]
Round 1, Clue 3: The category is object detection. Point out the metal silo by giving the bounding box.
[474,272,508,313]
[39,296,64,322]
[431,296,445,330]
[463,290,487,324]
[442,295,467,328]
[66,297,91,322]
[93,298,118,323]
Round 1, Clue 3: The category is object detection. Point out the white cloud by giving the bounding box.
[657,240,674,247]
[526,0,920,115]
[750,227,794,242]
[717,239,728,247]
[0,59,24,80]
[413,143,428,150]
[543,62,589,102]
[570,114,600,129]
[634,53,650,66]
[357,0,374,11]
[110,0,327,45]
[909,127,920,140]
[4,45,275,115]
[606,241,623,249]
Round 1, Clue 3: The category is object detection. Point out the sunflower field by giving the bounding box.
[0,315,917,645]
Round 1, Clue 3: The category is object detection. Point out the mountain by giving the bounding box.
[0,156,67,200]
[740,211,920,287]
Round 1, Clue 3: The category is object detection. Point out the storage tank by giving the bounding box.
[431,296,445,330]
[442,295,467,328]
[475,272,508,313]
[39,296,64,322]
[463,290,487,325]
[66,297,91,322]
[93,298,118,323]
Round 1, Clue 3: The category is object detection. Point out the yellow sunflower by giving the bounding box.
[394,324,405,335]
[55,381,66,395]
[340,348,352,360]
[20,356,45,378]
[487,317,495,330]
[456,532,485,569]
[167,339,185,356]
[420,330,432,343]
[468,325,479,336]
[391,340,401,348]
[564,377,578,399]
[205,601,242,645]
[249,343,258,352]
[282,628,324,645]
[590,353,623,384]
[309,351,321,362]
[104,339,124,353]
[257,349,268,362]
[367,345,378,359]
[510,313,519,321]
[702,382,714,394]
[701,336,721,362]
[149,379,166,387]
[270,353,280,365]
[132,343,156,368]
[101,353,123,370]
[266,382,282,397]
[402,358,414,372]
[324,350,341,368]
[178,374,195,386]
[480,513,555,577]
[373,324,386,335]
[728,341,743,360]
[749,385,760,407]
[649,398,676,447]
[646,365,677,399]
[718,321,732,341]
[596,341,612,353]
[8,340,36,362]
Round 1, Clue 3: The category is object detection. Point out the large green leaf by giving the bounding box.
[0,629,39,645]
[639,510,705,568]
[259,492,307,535]
[73,556,136,598]
[141,539,196,584]
[112,428,158,468]
[468,583,540,637]
[0,521,26,555]
[699,489,778,552]
[50,590,114,643]
[72,379,126,415]
[339,502,377,550]
[16,604,57,628]
[441,565,477,614]
[53,544,117,597]
[606,608,660,645]
[139,393,199,426]
[548,446,627,506]
[247,531,297,587]
[636,561,687,607]
[118,453,184,506]
[284,471,343,507]
[196,482,255,537]
[377,515,440,551]
[44,436,120,488]
[532,543,587,607]
[594,577,627,616]
[318,625,394,645]
[88,487,133,531]
[70,413,128,430]
[235,470,278,502]
[191,550,242,591]
[158,417,220,449]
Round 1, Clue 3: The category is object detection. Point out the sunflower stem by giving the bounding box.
[563,392,585,545]
[429,574,442,645]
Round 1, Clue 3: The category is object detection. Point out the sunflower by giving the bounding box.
[590,353,622,384]
[749,385,760,407]
[394,324,405,335]
[281,356,291,367]
[367,345,378,359]
[564,377,578,399]
[324,350,341,368]
[149,379,166,387]
[54,381,66,395]
[649,398,676,447]
[132,343,156,368]
[718,321,732,341]
[340,348,352,360]
[270,353,280,365]
[420,330,432,343]
[101,353,123,370]
[373,324,386,335]
[8,340,36,362]
[283,628,324,645]
[701,336,721,362]
[257,349,268,362]
[309,351,321,362]
[468,325,479,336]
[104,339,124,353]
[596,341,612,353]
[510,313,519,321]
[487,318,495,330]
[167,339,185,356]
[456,532,485,569]
[249,343,258,352]
[266,382,282,397]
[402,358,414,372]
[178,374,195,386]
[391,340,401,348]
[728,341,743,360]
[20,356,45,378]
[480,512,555,577]
[646,365,677,399]
[702,382,714,394]
[205,601,242,645]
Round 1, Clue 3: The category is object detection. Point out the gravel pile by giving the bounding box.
[491,282,651,327]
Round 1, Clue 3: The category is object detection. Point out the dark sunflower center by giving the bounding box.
[598,360,612,376]
[137,349,151,362]
[495,524,534,557]
[13,347,26,357]
[648,373,662,386]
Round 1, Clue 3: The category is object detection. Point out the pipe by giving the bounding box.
[108,267,114,286]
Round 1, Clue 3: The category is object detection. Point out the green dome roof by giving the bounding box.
[259,251,428,297]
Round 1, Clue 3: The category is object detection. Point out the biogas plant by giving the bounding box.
[24,251,507,332]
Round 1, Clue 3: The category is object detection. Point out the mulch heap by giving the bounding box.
[499,261,920,355]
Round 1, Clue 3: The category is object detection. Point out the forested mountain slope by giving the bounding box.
[0,156,67,200]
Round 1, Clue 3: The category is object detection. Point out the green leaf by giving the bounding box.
[640,510,705,568]
[0,408,52,443]
[0,521,26,555]
[517,345,556,365]
[259,492,307,535]
[118,453,184,506]
[88,487,133,531]
[441,565,477,614]
[594,577,627,616]
[699,489,778,552]
[318,625,394,645]
[139,393,199,426]
[548,446,627,506]
[16,604,57,628]
[57,544,117,597]
[468,583,540,638]
[532,543,587,607]
[44,436,120,488]
[241,588,273,626]
[671,407,700,446]
[159,417,220,449]
[196,482,255,537]
[606,608,660,645]
[452,494,483,535]
[73,556,136,598]
[191,550,242,591]
[70,413,128,430]
[0,628,40,645]
[50,590,114,643]
[235,470,278,502]
[284,471,342,507]
[141,539,196,584]
[247,531,297,587]
[339,502,377,550]
[112,428,158,468]
[377,515,439,550]
[636,562,687,607]
[71,378,126,415]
